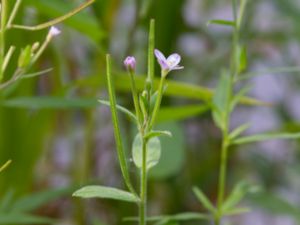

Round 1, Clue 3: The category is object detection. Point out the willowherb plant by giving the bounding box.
[73,19,185,225]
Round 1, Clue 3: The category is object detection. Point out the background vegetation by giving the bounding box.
[0,0,300,224]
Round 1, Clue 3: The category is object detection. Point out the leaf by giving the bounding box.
[0,213,54,224]
[21,68,53,79]
[230,85,252,111]
[248,191,300,220]
[132,134,161,170]
[233,132,300,145]
[223,207,250,216]
[212,71,231,129]
[145,130,172,140]
[149,123,185,179]
[238,45,247,73]
[98,100,137,123]
[0,160,12,173]
[222,181,258,213]
[74,73,266,106]
[12,187,74,212]
[207,20,235,27]
[27,0,103,42]
[0,97,99,109]
[73,186,139,203]
[124,212,210,222]
[156,104,209,123]
[228,123,250,141]
[193,187,215,213]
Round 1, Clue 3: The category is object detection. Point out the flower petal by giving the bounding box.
[154,49,169,70]
[167,53,181,69]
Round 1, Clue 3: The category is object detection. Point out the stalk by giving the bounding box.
[139,137,147,225]
[0,0,8,81]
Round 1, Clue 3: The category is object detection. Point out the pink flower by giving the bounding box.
[47,26,61,40]
[154,49,183,74]
[124,56,136,71]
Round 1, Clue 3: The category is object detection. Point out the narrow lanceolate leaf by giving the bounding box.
[73,186,139,203]
[223,207,250,216]
[193,187,215,213]
[232,132,300,145]
[123,212,210,222]
[0,213,54,224]
[98,100,137,123]
[156,104,209,123]
[222,181,258,213]
[106,55,136,195]
[229,123,250,141]
[207,20,235,27]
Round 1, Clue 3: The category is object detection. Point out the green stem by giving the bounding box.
[128,70,143,126]
[139,137,147,225]
[0,0,8,81]
[215,134,229,225]
[148,74,166,130]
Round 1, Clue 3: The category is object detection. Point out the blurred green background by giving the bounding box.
[1,0,300,224]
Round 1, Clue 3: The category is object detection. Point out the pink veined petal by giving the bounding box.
[154,49,169,70]
[167,53,181,69]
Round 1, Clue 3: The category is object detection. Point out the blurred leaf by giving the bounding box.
[74,73,265,106]
[0,97,99,109]
[98,100,137,123]
[0,160,12,173]
[212,71,231,129]
[0,213,54,224]
[27,0,103,42]
[193,187,215,213]
[238,45,247,73]
[149,122,185,179]
[73,186,139,203]
[230,85,252,111]
[222,181,258,213]
[248,191,300,220]
[157,104,209,123]
[145,130,172,140]
[132,134,161,170]
[233,132,300,145]
[207,20,235,27]
[228,123,250,141]
[21,68,53,79]
[12,187,75,212]
[223,207,250,216]
[124,212,210,222]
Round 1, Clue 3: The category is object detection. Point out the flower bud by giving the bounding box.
[124,56,136,71]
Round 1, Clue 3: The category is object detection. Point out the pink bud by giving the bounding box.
[124,56,136,71]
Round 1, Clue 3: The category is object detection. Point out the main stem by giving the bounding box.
[215,131,229,225]
[139,137,147,225]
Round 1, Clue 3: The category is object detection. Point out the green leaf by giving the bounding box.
[149,123,185,179]
[98,100,137,123]
[0,213,54,224]
[212,71,231,129]
[124,212,210,222]
[27,0,103,42]
[73,186,139,203]
[193,187,215,213]
[228,123,250,141]
[233,132,300,145]
[18,46,32,68]
[0,97,99,109]
[222,181,258,213]
[12,187,74,212]
[75,73,266,106]
[145,130,172,141]
[238,45,247,73]
[132,134,161,170]
[20,68,53,79]
[156,104,209,123]
[230,85,252,111]
[223,207,250,216]
[207,20,235,27]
